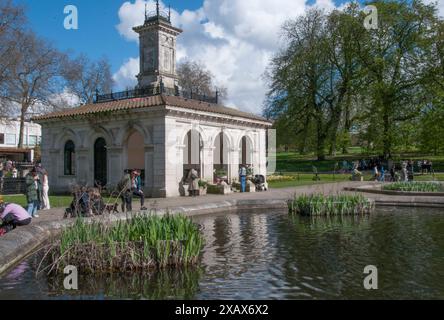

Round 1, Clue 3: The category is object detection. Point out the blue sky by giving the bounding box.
[15,0,347,77]
[16,0,441,114]
[14,1,203,74]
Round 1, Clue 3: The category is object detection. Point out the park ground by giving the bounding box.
[3,150,444,209]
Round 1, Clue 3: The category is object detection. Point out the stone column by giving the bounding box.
[202,146,214,183]
[144,146,154,197]
[76,148,90,186]
[230,147,240,183]
[107,146,124,188]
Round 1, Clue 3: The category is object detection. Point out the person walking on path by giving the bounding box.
[239,165,247,193]
[132,170,147,211]
[118,170,133,212]
[25,168,42,218]
[0,198,32,236]
[187,168,199,197]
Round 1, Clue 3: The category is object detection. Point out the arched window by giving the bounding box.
[64,140,76,176]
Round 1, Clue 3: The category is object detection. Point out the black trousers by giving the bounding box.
[121,191,133,212]
[133,189,145,207]
[0,213,31,234]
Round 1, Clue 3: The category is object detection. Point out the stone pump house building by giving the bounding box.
[34,3,272,198]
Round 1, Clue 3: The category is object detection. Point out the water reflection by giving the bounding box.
[0,208,443,299]
[45,269,202,300]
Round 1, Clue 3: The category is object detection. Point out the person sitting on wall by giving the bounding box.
[239,165,247,193]
[118,170,133,212]
[0,197,32,236]
[131,170,147,211]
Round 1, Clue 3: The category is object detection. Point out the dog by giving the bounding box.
[104,203,119,214]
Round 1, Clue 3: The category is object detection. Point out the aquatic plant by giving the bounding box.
[39,214,204,274]
[288,194,374,216]
[383,182,442,192]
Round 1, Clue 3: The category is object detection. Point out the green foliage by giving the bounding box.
[288,194,375,216]
[198,180,208,188]
[265,1,444,159]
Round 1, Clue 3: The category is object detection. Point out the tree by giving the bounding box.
[0,0,25,117]
[0,31,64,148]
[62,54,114,105]
[355,0,437,158]
[177,60,227,102]
[265,7,363,160]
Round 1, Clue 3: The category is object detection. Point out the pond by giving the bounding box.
[0,207,443,299]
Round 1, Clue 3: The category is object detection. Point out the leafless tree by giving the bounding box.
[0,30,65,148]
[62,54,114,105]
[177,60,227,102]
[0,1,25,117]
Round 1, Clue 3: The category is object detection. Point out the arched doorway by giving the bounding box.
[126,130,145,185]
[239,136,253,168]
[213,132,230,183]
[183,130,203,179]
[94,137,107,187]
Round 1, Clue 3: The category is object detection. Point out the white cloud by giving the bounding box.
[114,0,339,115]
[113,57,139,89]
[424,0,444,16]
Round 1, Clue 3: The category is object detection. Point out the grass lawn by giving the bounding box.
[268,173,372,189]
[268,172,444,189]
[276,151,444,173]
[2,195,73,208]
[1,195,120,209]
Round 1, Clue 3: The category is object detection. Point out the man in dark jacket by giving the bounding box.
[25,168,42,218]
[118,170,133,212]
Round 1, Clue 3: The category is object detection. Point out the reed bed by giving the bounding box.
[288,194,374,216]
[383,181,442,192]
[39,214,204,274]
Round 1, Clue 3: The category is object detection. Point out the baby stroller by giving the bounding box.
[252,174,267,191]
[64,186,105,218]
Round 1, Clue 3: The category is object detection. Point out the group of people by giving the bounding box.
[25,165,50,218]
[118,169,147,212]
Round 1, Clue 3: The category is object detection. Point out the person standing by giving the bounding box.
[187,168,199,197]
[239,165,247,193]
[118,170,133,212]
[372,165,379,182]
[40,168,50,210]
[132,170,147,211]
[25,168,42,218]
[0,198,32,236]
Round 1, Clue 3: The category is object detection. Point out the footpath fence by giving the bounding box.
[0,178,26,195]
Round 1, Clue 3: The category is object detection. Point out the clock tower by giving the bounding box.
[133,1,183,90]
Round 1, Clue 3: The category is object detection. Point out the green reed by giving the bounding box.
[383,181,442,192]
[288,194,374,216]
[43,214,204,274]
